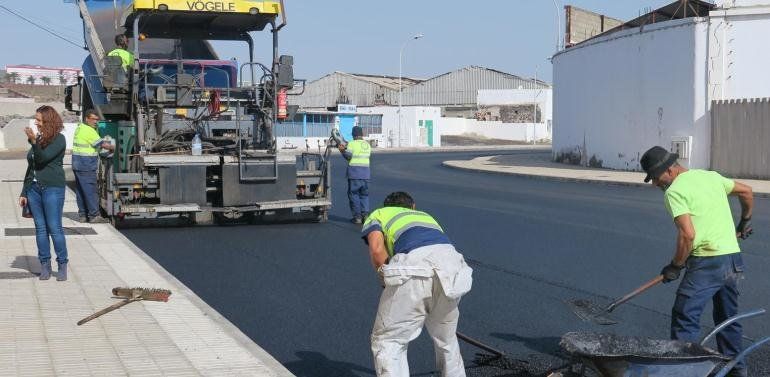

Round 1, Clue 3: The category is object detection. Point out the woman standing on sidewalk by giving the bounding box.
[18,105,69,281]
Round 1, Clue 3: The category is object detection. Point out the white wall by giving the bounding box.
[357,106,442,148]
[552,19,710,170]
[709,7,770,100]
[358,105,550,147]
[0,119,77,151]
[477,89,553,123]
[438,117,550,142]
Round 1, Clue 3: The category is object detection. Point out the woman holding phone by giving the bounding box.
[18,105,69,281]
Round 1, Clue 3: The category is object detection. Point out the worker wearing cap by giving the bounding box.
[362,191,472,377]
[640,146,753,377]
[338,126,371,224]
[107,34,135,71]
[72,109,113,223]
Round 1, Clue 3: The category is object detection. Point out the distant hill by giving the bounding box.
[0,84,64,102]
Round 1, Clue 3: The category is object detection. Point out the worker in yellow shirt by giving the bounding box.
[641,146,754,377]
[107,34,135,71]
[72,109,113,223]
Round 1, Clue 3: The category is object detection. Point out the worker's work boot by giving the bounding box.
[351,216,362,224]
[57,263,68,282]
[78,214,88,223]
[39,261,52,280]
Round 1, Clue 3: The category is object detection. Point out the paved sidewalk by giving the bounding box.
[0,159,293,376]
[444,150,770,197]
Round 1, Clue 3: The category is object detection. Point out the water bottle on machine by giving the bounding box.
[192,133,202,156]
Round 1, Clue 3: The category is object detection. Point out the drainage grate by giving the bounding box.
[0,271,36,280]
[4,227,97,236]
[0,179,24,183]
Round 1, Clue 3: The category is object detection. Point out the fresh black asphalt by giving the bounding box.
[122,150,770,376]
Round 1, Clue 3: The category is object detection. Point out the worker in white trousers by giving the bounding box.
[362,191,473,377]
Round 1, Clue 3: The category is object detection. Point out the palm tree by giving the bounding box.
[41,76,52,85]
[5,72,19,84]
[58,70,66,85]
[26,76,36,85]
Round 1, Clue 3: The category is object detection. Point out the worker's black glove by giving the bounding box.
[736,217,753,240]
[660,262,684,283]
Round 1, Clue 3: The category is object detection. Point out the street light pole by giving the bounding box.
[552,0,562,52]
[398,33,423,148]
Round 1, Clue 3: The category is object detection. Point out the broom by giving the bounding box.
[77,287,172,326]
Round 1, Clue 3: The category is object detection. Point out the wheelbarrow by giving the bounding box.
[559,309,770,377]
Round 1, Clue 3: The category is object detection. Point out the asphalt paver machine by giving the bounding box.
[66,0,330,225]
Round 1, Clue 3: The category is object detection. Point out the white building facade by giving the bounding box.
[552,1,770,171]
[5,65,81,85]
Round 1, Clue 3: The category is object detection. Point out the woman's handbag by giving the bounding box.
[22,203,33,218]
[22,138,38,219]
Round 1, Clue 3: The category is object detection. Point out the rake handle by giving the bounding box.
[456,331,505,357]
[77,297,142,326]
[605,275,664,313]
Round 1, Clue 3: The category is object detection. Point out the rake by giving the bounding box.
[77,287,172,326]
[566,275,664,326]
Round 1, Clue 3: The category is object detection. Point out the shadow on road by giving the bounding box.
[283,351,376,377]
[490,332,562,356]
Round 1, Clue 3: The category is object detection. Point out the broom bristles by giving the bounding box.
[112,287,172,302]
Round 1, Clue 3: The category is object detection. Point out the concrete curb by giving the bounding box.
[443,158,770,199]
[443,160,652,188]
[371,144,551,154]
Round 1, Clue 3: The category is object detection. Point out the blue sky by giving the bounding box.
[0,0,680,82]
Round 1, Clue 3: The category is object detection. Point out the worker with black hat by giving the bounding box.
[338,126,371,224]
[640,145,754,377]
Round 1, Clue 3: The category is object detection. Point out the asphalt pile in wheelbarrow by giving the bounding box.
[560,331,723,359]
[468,352,567,377]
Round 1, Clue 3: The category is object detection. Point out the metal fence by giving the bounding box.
[275,113,335,137]
[358,114,382,135]
[711,98,770,179]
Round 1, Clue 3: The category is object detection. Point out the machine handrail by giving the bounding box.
[700,308,766,346]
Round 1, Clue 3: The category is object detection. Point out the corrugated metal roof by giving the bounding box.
[339,72,423,90]
[291,66,550,109]
[401,66,550,106]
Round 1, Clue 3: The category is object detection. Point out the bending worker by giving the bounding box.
[107,34,135,71]
[641,146,753,377]
[338,126,371,224]
[361,191,473,377]
[72,109,113,223]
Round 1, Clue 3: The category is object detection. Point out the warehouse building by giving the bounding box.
[293,66,549,117]
[290,72,422,109]
[288,66,552,148]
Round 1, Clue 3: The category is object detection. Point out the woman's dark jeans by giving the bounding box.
[26,183,68,264]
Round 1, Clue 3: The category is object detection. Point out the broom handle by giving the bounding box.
[77,297,142,325]
[605,275,664,313]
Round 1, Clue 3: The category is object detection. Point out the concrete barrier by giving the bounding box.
[0,119,77,151]
[0,101,64,117]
